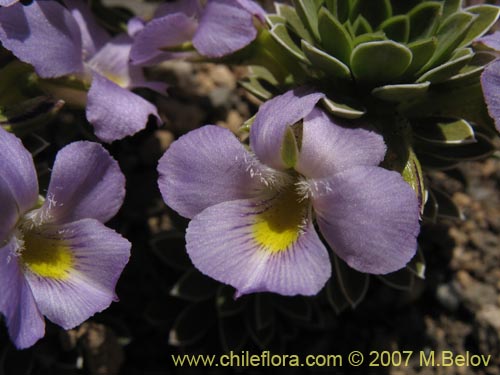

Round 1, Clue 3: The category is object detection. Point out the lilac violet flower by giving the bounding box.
[130,0,266,65]
[157,89,420,297]
[0,0,165,142]
[0,127,130,349]
[478,31,500,132]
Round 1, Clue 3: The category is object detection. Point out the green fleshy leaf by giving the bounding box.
[378,269,415,291]
[372,82,430,103]
[408,2,442,41]
[442,0,463,20]
[219,315,248,352]
[407,247,426,279]
[352,31,386,46]
[423,189,438,222]
[350,40,412,83]
[275,3,313,42]
[301,40,351,79]
[292,0,320,40]
[349,0,392,28]
[318,7,353,64]
[401,147,426,215]
[420,11,475,72]
[169,302,215,346]
[270,24,308,63]
[417,152,460,170]
[150,231,191,271]
[416,133,495,161]
[412,118,476,145]
[239,77,273,100]
[416,48,474,83]
[432,188,463,220]
[170,268,218,302]
[281,126,299,168]
[437,52,495,89]
[378,15,410,43]
[321,97,366,119]
[459,5,500,48]
[272,296,312,322]
[333,255,369,308]
[216,286,247,317]
[326,273,350,314]
[325,0,352,23]
[246,295,275,348]
[352,15,372,35]
[265,14,286,28]
[405,37,438,77]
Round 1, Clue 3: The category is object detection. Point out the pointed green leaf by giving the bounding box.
[442,0,463,20]
[246,295,275,348]
[401,147,426,215]
[326,273,350,314]
[437,52,495,88]
[292,0,320,40]
[420,11,475,72]
[301,40,351,80]
[150,231,191,271]
[378,15,410,43]
[413,118,476,145]
[170,268,218,302]
[272,296,312,322]
[352,15,372,35]
[169,302,215,346]
[219,314,248,352]
[325,0,352,23]
[318,7,353,64]
[378,269,415,291]
[405,37,438,77]
[351,40,412,83]
[460,5,500,48]
[333,255,370,308]
[417,152,460,170]
[275,3,313,42]
[408,2,442,41]
[270,24,308,63]
[407,247,426,279]
[372,82,430,103]
[321,97,366,119]
[423,188,438,222]
[281,126,299,168]
[416,49,473,83]
[416,133,495,161]
[265,14,286,28]
[432,188,463,220]
[349,0,392,28]
[352,31,386,46]
[216,286,247,317]
[239,77,273,101]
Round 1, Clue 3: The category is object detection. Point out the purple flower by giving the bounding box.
[0,0,19,7]
[0,0,166,142]
[130,0,265,65]
[0,127,130,349]
[479,32,500,132]
[157,89,420,297]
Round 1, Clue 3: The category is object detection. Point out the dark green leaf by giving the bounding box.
[272,296,312,322]
[401,148,426,215]
[349,0,392,28]
[219,315,248,352]
[239,77,273,100]
[321,97,366,119]
[170,268,218,302]
[169,302,215,346]
[281,126,299,168]
[150,231,191,271]
[216,286,247,317]
[406,247,426,279]
[326,271,350,314]
[301,40,351,79]
[408,2,442,41]
[352,31,387,46]
[436,52,495,89]
[292,0,320,40]
[333,255,370,308]
[352,15,373,35]
[378,269,415,291]
[325,0,352,23]
[417,152,460,170]
[416,133,495,161]
[275,3,313,42]
[423,188,438,222]
[270,24,308,63]
[378,15,410,43]
[405,37,438,77]
[442,0,463,20]
[416,48,473,83]
[372,82,430,103]
[412,118,476,145]
[265,14,286,28]
[350,40,412,83]
[460,5,500,48]
[432,188,463,220]
[318,7,353,64]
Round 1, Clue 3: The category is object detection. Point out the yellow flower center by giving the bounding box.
[21,232,74,279]
[253,188,307,253]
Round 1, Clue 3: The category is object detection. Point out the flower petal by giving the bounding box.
[39,141,125,224]
[0,0,19,7]
[0,1,83,78]
[0,239,45,349]
[295,108,387,179]
[63,0,110,59]
[23,219,130,330]
[476,31,500,52]
[130,13,197,65]
[158,125,273,219]
[186,198,331,296]
[154,0,201,18]
[481,59,500,132]
[192,0,259,58]
[312,166,420,274]
[250,89,325,170]
[0,128,38,241]
[235,0,266,23]
[86,72,160,142]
